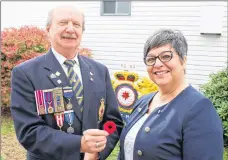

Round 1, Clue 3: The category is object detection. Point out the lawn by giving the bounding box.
[1,116,228,160]
[1,116,118,160]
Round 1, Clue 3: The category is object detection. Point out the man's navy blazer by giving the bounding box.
[10,50,123,160]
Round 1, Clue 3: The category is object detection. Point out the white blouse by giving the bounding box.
[124,114,149,160]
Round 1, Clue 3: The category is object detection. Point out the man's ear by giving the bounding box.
[46,26,50,33]
[45,27,51,41]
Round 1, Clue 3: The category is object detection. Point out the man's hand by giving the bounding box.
[84,152,98,160]
[81,129,109,153]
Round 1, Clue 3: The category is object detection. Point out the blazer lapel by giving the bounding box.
[78,56,96,128]
[121,93,155,141]
[43,50,83,121]
[44,50,69,88]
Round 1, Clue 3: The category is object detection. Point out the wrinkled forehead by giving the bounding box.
[52,7,83,22]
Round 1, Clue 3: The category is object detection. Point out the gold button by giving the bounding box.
[145,127,150,132]
[137,150,142,156]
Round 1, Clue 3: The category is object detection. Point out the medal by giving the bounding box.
[54,112,64,130]
[44,89,54,114]
[35,90,46,115]
[63,87,74,110]
[66,102,73,110]
[53,87,65,113]
[64,110,75,134]
[67,126,74,133]
[48,106,54,113]
[39,105,45,115]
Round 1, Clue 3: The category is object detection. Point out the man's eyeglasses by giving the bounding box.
[144,51,173,66]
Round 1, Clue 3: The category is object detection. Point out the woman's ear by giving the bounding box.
[183,56,187,71]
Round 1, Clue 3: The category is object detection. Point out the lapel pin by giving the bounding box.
[57,79,62,84]
[55,71,61,77]
[90,72,93,76]
[50,73,56,79]
[138,108,142,112]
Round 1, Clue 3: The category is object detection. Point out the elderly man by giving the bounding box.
[10,5,123,160]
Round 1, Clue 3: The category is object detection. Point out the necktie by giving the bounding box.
[64,60,84,113]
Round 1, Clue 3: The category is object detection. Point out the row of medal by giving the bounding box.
[34,86,106,134]
[34,86,76,133]
[34,86,75,115]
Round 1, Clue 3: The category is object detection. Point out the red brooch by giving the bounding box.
[104,121,116,134]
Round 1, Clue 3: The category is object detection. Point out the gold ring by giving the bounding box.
[96,142,100,148]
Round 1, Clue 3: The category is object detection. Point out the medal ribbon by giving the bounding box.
[54,113,64,129]
[44,91,54,113]
[64,110,74,125]
[36,90,46,115]
[63,87,74,99]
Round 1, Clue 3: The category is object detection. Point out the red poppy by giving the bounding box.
[104,121,116,134]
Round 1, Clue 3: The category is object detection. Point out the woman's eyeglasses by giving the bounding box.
[144,51,173,66]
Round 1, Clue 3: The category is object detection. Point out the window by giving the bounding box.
[101,0,131,16]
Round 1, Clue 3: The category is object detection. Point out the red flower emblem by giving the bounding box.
[104,121,116,134]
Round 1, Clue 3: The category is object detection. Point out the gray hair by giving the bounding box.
[143,29,188,61]
[46,6,85,32]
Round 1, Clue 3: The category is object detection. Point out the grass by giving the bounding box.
[1,116,15,135]
[107,142,120,160]
[1,116,228,160]
[224,147,228,160]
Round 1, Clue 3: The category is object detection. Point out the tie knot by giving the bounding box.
[64,60,76,68]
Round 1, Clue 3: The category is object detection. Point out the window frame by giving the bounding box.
[101,0,131,16]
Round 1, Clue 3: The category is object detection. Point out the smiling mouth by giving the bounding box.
[154,71,169,75]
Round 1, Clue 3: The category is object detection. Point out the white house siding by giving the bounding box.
[2,1,227,90]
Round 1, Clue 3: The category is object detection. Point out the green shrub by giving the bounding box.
[200,68,228,146]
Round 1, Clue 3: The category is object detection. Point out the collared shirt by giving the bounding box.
[51,47,83,84]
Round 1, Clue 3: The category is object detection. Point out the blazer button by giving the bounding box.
[145,127,150,132]
[137,150,143,156]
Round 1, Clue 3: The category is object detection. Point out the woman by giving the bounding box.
[118,29,224,160]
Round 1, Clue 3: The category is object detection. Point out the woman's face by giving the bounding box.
[146,43,186,88]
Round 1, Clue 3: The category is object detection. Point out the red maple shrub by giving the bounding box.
[1,26,93,109]
[1,26,50,109]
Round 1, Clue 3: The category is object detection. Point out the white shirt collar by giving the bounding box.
[51,47,79,65]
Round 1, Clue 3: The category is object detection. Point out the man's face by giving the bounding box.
[47,7,83,53]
